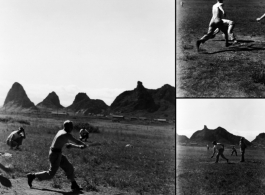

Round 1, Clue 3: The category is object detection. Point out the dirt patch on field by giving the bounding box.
[0,177,132,195]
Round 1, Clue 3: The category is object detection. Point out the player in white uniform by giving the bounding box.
[196,0,229,52]
[211,141,229,163]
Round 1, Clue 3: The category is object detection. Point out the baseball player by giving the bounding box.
[79,128,89,142]
[27,120,87,191]
[196,0,229,52]
[6,127,26,150]
[211,141,229,163]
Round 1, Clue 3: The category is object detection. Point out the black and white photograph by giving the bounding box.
[0,1,175,194]
[177,99,265,194]
[177,0,265,97]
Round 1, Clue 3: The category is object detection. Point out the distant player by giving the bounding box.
[79,128,89,142]
[6,127,26,150]
[257,13,265,21]
[196,0,229,52]
[207,144,209,150]
[211,19,237,43]
[210,141,229,163]
[27,120,87,191]
[239,137,247,162]
[231,146,237,156]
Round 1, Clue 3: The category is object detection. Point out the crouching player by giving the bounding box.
[79,128,89,142]
[210,141,229,163]
[27,120,87,191]
[6,127,26,150]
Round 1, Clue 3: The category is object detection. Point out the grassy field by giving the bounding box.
[177,0,265,97]
[177,145,265,194]
[0,113,175,194]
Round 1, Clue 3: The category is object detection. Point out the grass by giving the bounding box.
[177,145,265,194]
[177,0,265,97]
[0,113,175,194]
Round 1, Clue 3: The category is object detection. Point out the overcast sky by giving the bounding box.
[177,99,265,142]
[0,0,174,106]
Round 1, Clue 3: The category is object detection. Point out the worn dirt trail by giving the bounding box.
[0,176,130,195]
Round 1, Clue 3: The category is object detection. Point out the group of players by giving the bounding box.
[5,122,91,191]
[209,137,247,163]
[196,0,265,52]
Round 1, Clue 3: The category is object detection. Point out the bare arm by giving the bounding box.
[211,149,216,158]
[67,134,87,148]
[257,13,265,21]
[219,4,226,17]
[66,143,86,149]
[22,130,26,139]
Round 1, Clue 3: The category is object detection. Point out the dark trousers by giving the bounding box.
[200,19,228,44]
[241,149,245,162]
[216,148,228,162]
[80,134,88,142]
[231,150,237,156]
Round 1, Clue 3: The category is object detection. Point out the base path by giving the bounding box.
[0,177,131,195]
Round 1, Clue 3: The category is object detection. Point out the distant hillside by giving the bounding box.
[177,134,189,143]
[190,125,251,146]
[2,82,37,111]
[110,81,175,119]
[37,91,64,110]
[252,133,265,146]
[67,93,109,114]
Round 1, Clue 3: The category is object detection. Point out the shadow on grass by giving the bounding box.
[0,174,12,187]
[32,187,83,195]
[202,43,265,54]
[227,162,236,165]
[212,39,255,43]
[0,163,12,173]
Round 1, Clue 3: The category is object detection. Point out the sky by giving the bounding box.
[0,0,175,107]
[177,99,265,142]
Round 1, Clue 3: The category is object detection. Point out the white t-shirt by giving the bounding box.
[6,130,24,142]
[214,143,224,152]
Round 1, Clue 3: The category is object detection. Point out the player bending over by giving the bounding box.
[6,127,26,150]
[211,141,229,163]
[196,0,229,52]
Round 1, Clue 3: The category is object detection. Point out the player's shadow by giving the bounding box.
[32,187,84,195]
[212,39,255,43]
[227,162,236,165]
[203,42,265,54]
[0,174,12,187]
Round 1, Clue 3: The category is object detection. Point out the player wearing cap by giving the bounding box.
[79,128,89,142]
[6,127,26,150]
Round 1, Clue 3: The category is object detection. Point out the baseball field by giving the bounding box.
[177,0,265,97]
[0,113,175,195]
[177,145,265,194]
